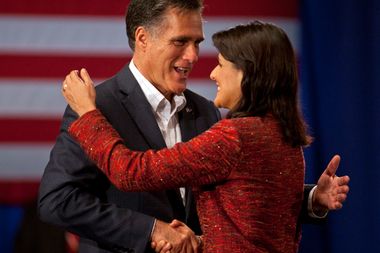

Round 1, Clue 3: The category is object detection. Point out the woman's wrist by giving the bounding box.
[76,106,97,117]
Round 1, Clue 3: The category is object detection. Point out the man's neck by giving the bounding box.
[131,57,174,101]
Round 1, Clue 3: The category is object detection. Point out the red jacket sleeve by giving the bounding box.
[69,109,242,192]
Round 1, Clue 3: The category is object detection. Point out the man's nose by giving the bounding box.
[183,44,199,63]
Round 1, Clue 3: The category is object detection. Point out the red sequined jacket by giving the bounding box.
[69,109,305,253]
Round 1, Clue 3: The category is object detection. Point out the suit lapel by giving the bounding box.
[116,65,166,150]
[178,98,197,142]
[116,65,189,220]
[178,94,200,216]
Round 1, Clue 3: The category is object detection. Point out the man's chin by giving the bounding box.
[174,89,186,95]
[173,82,187,94]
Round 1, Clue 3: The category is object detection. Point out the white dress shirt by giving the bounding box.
[129,61,187,204]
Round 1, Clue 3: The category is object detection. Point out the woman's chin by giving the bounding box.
[213,101,229,110]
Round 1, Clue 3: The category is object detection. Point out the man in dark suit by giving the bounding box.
[38,0,349,253]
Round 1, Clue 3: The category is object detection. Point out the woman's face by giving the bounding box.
[210,54,243,110]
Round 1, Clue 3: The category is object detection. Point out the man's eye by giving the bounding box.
[173,40,186,46]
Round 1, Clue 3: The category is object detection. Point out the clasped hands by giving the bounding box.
[151,219,202,253]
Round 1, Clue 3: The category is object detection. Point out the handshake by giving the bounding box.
[151,219,202,253]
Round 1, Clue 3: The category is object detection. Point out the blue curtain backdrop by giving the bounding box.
[0,205,24,253]
[299,0,380,252]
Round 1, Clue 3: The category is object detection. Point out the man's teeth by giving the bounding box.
[176,67,189,74]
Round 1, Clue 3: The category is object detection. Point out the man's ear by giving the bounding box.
[135,26,148,52]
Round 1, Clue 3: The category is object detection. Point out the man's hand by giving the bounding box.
[151,219,200,253]
[313,155,350,214]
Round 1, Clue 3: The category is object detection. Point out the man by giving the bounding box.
[38,1,350,253]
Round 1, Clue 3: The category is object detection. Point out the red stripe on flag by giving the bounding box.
[0,54,129,80]
[0,54,218,79]
[0,180,40,204]
[1,0,298,17]
[203,1,298,17]
[0,118,61,143]
[1,0,130,16]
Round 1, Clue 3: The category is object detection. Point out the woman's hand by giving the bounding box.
[62,68,97,117]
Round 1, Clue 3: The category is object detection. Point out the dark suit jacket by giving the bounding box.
[38,64,220,253]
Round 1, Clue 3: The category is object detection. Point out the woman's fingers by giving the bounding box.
[80,68,94,86]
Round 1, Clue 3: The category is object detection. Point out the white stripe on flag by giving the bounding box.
[0,16,299,55]
[0,143,53,179]
[0,79,217,117]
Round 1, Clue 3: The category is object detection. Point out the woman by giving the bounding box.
[62,21,310,252]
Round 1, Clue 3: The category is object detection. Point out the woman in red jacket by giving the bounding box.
[63,21,313,252]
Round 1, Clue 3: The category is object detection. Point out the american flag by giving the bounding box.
[0,0,299,204]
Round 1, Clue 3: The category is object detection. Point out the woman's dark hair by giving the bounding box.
[212,21,311,147]
[125,0,203,51]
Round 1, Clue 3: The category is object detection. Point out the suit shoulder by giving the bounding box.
[95,76,118,94]
[184,89,220,122]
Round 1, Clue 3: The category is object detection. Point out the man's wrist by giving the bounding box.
[308,186,328,218]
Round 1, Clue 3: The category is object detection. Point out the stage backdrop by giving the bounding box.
[0,0,378,252]
[0,0,300,252]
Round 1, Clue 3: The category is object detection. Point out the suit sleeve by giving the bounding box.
[299,184,327,223]
[68,110,242,192]
[38,106,155,253]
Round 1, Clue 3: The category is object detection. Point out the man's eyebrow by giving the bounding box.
[170,36,205,42]
[196,37,205,43]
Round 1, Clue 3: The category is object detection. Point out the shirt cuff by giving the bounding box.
[308,185,328,218]
[150,219,157,240]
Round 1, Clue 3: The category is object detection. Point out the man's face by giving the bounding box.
[139,8,204,99]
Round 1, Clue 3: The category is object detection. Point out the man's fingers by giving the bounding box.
[337,185,350,194]
[169,219,185,228]
[160,242,172,253]
[337,194,347,202]
[338,175,350,186]
[185,240,196,253]
[153,240,168,253]
[324,155,341,177]
[335,192,347,202]
[186,234,199,253]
